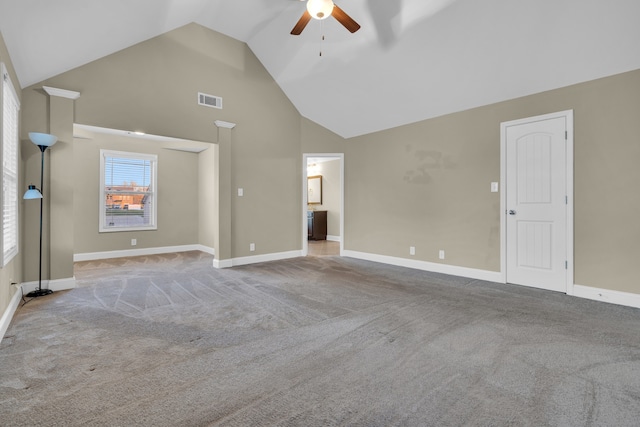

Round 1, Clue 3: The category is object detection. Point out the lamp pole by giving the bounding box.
[24,133,57,298]
[29,145,52,297]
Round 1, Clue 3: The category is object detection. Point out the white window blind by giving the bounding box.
[99,150,157,232]
[2,64,20,266]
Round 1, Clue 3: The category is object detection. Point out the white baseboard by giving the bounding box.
[213,250,303,269]
[342,250,503,283]
[21,277,77,294]
[326,235,341,242]
[74,244,215,262]
[0,287,22,343]
[213,258,233,268]
[572,284,640,309]
[1,277,76,343]
[195,245,215,256]
[75,244,300,270]
[345,251,640,310]
[233,250,302,267]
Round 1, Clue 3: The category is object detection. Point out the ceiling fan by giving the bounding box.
[291,0,361,35]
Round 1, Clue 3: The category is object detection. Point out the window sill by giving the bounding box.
[99,226,157,233]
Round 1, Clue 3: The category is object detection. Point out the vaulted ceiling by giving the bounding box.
[1,0,639,138]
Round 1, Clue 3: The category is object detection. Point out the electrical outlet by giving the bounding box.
[250,243,255,252]
[409,246,416,256]
[439,250,445,259]
[131,239,137,246]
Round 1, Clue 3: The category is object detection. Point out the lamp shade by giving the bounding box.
[23,185,43,200]
[29,132,58,147]
[307,0,334,19]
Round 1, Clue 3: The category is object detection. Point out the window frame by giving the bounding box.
[1,63,20,266]
[99,149,158,233]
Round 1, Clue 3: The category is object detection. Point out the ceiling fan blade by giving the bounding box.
[332,4,361,33]
[291,10,312,35]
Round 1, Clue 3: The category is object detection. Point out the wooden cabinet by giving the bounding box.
[307,210,327,240]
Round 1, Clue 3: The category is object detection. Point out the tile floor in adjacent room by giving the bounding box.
[307,240,340,257]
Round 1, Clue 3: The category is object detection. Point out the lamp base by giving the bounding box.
[25,288,53,298]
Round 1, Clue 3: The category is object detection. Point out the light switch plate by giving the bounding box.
[491,182,499,193]
[238,188,244,197]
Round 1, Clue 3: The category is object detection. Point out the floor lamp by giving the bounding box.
[23,132,57,298]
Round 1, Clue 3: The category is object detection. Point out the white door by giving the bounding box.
[504,114,570,293]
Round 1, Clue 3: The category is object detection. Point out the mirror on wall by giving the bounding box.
[307,175,322,204]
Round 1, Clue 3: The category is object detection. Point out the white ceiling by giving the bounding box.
[1,0,639,138]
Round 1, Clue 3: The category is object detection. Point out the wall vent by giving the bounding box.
[198,92,223,109]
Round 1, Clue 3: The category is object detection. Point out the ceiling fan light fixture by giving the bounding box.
[307,0,334,20]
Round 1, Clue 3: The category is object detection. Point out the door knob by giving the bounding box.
[509,210,516,215]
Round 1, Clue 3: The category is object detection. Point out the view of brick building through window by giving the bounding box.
[101,150,157,231]
[105,185,148,210]
[104,184,151,228]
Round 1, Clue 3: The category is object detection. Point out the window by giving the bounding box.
[2,63,20,266]
[100,150,157,232]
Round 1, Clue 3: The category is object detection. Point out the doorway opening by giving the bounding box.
[302,153,344,257]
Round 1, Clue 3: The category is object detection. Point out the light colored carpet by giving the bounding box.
[1,251,640,426]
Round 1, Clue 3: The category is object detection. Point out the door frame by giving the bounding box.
[499,110,574,294]
[302,153,344,256]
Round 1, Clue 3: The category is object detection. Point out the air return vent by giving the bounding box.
[198,92,223,109]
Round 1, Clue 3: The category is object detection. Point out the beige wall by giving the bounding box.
[198,145,216,251]
[20,23,302,272]
[73,131,199,255]
[6,21,639,312]
[346,69,640,295]
[301,118,345,154]
[345,108,501,270]
[0,32,22,316]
